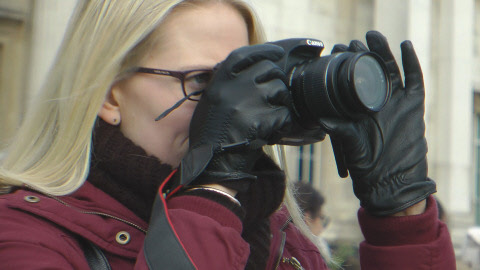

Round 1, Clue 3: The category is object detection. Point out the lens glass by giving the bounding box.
[353,55,388,111]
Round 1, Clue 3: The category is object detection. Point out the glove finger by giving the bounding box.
[255,62,287,85]
[267,106,294,140]
[331,44,348,54]
[255,77,294,142]
[365,31,403,87]
[318,117,383,171]
[276,124,326,145]
[225,44,285,73]
[317,117,357,141]
[262,78,291,107]
[365,31,395,62]
[400,40,425,93]
[348,40,369,52]
[242,60,290,106]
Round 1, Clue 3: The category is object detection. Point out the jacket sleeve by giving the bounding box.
[140,191,249,270]
[357,195,456,270]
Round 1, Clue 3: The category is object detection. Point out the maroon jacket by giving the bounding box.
[0,181,455,269]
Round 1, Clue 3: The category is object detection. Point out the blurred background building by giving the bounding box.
[0,0,478,268]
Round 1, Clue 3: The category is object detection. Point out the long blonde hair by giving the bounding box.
[0,0,260,194]
[0,0,325,259]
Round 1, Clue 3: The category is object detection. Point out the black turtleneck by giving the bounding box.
[88,119,174,222]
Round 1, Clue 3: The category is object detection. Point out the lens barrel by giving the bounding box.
[289,51,391,127]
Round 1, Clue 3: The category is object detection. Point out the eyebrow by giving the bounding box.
[175,64,216,71]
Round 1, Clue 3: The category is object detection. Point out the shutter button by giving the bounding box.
[24,196,40,203]
[115,231,130,245]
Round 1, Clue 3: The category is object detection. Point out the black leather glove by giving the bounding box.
[319,31,436,216]
[178,44,295,192]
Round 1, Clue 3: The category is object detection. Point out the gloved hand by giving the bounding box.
[178,44,295,192]
[319,31,436,216]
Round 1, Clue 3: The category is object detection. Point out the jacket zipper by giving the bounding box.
[274,231,287,269]
[282,257,305,270]
[24,185,147,233]
[274,216,306,270]
[75,209,147,233]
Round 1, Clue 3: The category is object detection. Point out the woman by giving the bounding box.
[294,182,329,237]
[0,0,455,269]
[294,182,332,262]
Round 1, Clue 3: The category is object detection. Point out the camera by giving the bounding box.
[270,38,392,128]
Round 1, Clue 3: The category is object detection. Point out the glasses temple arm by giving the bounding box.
[155,90,204,121]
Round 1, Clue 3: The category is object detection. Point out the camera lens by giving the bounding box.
[289,51,391,126]
[348,54,389,111]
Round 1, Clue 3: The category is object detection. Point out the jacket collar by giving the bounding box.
[5,182,148,258]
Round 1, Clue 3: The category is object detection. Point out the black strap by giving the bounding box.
[274,217,292,269]
[144,192,197,269]
[79,237,112,270]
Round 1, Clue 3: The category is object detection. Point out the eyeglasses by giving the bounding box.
[132,67,214,101]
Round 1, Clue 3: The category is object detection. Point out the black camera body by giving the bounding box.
[270,38,392,128]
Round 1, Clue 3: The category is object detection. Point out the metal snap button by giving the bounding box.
[24,195,40,203]
[115,231,130,245]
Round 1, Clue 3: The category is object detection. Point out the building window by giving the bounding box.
[476,112,480,224]
[298,144,316,183]
[475,93,480,224]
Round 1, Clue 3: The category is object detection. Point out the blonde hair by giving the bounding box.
[0,0,326,260]
[0,0,262,194]
[265,145,331,262]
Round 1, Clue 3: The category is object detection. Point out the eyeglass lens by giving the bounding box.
[184,70,214,101]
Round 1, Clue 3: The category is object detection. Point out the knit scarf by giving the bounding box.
[88,118,286,269]
[88,119,173,222]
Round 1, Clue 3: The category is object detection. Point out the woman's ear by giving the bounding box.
[98,85,122,125]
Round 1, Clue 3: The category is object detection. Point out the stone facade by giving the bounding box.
[252,0,478,262]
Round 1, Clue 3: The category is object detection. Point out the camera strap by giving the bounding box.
[78,236,112,270]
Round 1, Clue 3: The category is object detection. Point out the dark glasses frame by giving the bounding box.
[131,67,214,101]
